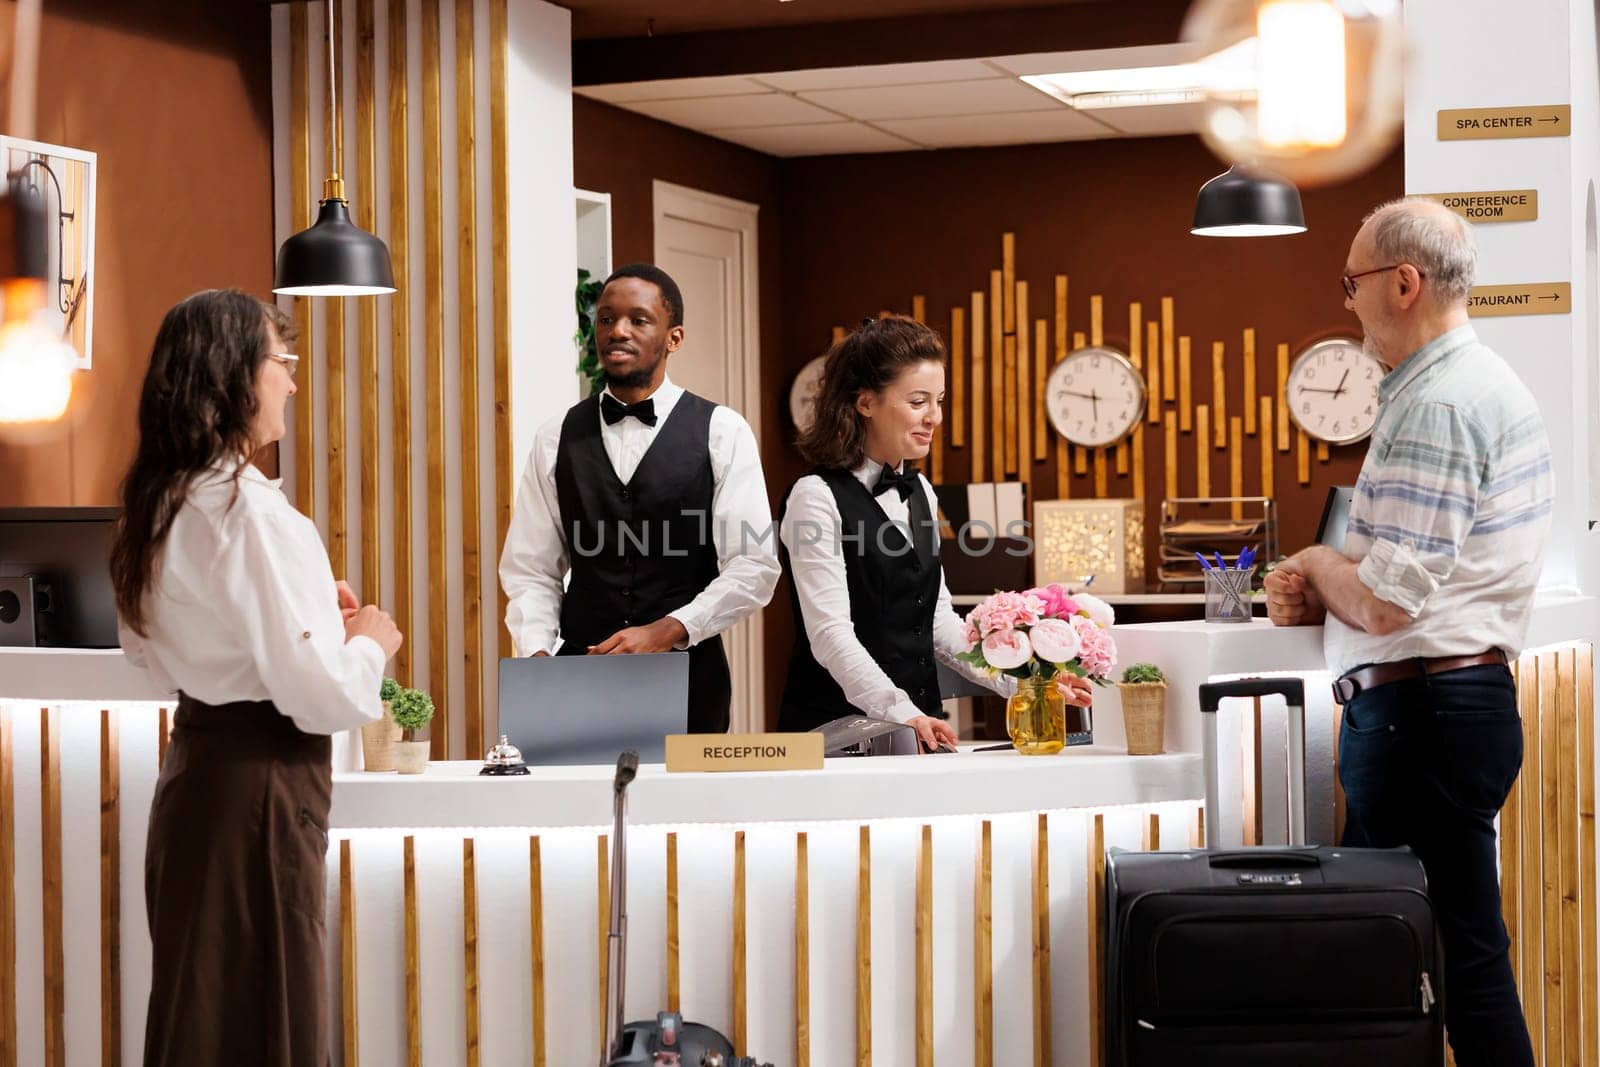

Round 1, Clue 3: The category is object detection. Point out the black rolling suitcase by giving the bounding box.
[1104,677,1444,1067]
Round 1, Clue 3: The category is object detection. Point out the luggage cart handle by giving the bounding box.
[1199,677,1305,713]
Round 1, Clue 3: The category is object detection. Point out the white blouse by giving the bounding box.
[780,459,1008,724]
[118,459,387,736]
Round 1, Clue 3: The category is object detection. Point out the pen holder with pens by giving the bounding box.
[1203,566,1256,622]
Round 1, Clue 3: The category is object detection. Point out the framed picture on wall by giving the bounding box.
[1,137,96,370]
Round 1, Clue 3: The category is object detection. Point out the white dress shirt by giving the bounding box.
[780,459,1009,725]
[118,460,387,736]
[498,377,780,656]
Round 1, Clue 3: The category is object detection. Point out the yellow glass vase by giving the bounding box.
[1006,671,1068,755]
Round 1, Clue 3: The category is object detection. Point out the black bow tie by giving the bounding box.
[873,463,918,501]
[601,394,657,427]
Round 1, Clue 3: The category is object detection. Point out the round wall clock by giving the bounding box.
[1284,337,1383,445]
[1044,345,1146,448]
[788,355,827,433]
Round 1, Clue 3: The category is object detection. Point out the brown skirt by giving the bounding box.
[143,694,333,1067]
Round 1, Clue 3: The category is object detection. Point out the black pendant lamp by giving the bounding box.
[273,0,395,296]
[1190,164,1307,238]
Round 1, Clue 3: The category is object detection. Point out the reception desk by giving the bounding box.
[1,590,1594,1066]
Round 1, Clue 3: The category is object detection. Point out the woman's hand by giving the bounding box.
[346,604,403,660]
[1057,673,1094,708]
[907,714,958,752]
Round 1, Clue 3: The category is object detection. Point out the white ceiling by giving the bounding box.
[575,44,1208,157]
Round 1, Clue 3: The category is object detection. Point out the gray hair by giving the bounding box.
[1363,197,1477,306]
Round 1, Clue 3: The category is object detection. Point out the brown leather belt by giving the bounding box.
[1332,649,1508,705]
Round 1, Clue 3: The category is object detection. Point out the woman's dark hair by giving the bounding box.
[111,289,295,634]
[796,315,945,470]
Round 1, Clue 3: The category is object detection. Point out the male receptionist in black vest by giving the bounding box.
[498,264,780,733]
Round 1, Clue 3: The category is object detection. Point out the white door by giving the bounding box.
[653,181,765,732]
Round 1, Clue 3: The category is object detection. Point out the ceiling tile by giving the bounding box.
[710,122,923,157]
[752,59,1004,92]
[876,108,1112,147]
[577,76,774,103]
[1088,101,1207,137]
[990,43,1207,77]
[798,78,1063,120]
[626,93,842,129]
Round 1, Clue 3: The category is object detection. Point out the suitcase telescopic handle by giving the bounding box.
[1199,677,1308,849]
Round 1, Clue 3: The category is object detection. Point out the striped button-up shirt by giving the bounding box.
[1324,324,1553,677]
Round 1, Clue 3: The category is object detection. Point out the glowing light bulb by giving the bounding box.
[1256,0,1346,151]
[0,278,76,426]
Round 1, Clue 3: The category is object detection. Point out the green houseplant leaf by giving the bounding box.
[574,267,607,396]
[1120,662,1167,685]
[390,687,436,740]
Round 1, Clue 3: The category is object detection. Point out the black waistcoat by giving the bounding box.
[552,391,731,733]
[777,466,943,732]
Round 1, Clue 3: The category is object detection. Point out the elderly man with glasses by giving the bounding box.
[1265,197,1552,1067]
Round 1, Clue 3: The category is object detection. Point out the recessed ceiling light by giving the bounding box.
[1021,40,1256,111]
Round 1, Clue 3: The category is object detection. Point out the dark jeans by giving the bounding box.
[1338,662,1534,1067]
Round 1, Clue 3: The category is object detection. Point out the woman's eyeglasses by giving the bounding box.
[267,352,300,379]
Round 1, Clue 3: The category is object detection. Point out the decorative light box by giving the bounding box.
[1031,498,1146,594]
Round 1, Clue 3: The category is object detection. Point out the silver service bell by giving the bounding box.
[479,734,530,776]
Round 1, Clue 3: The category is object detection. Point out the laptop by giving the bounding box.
[1316,486,1355,553]
[498,652,690,765]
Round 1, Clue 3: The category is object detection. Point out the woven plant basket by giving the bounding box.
[360,700,402,771]
[1119,682,1167,755]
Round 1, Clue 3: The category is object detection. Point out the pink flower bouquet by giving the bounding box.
[955,583,1118,683]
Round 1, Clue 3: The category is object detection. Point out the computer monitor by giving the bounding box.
[1316,486,1355,553]
[498,652,690,765]
[0,507,120,648]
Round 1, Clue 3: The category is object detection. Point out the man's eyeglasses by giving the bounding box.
[1340,264,1426,300]
[267,352,300,379]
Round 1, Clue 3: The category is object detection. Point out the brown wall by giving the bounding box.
[0,0,277,504]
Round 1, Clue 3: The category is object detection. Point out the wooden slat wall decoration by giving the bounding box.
[342,839,361,1067]
[421,0,450,757]
[856,825,871,1067]
[1259,399,1274,499]
[0,706,13,1066]
[1031,814,1052,1067]
[1033,321,1047,461]
[1192,806,1205,849]
[356,0,380,605]
[1144,321,1161,427]
[289,1,316,519]
[974,820,993,1067]
[1519,655,1544,1042]
[951,308,967,448]
[530,836,546,1067]
[1229,418,1244,518]
[733,831,747,1055]
[1087,813,1106,1067]
[970,292,986,482]
[989,271,1004,483]
[666,832,680,1012]
[455,0,484,760]
[1163,412,1178,503]
[1054,276,1069,499]
[1276,343,1291,453]
[1160,298,1175,402]
[1132,423,1145,502]
[1072,332,1087,477]
[1212,342,1227,448]
[1141,813,1159,851]
[1242,329,1257,435]
[1002,233,1016,334]
[596,834,609,1058]
[405,836,422,1066]
[387,0,414,686]
[1296,429,1311,485]
[795,832,810,1067]
[41,708,62,1067]
[1579,645,1598,1066]
[99,709,120,1067]
[1539,651,1562,1063]
[1178,337,1193,433]
[1015,282,1031,494]
[915,824,934,1067]
[1316,440,1330,464]
[1555,648,1581,1062]
[490,0,513,663]
[1502,663,1523,1011]
[1003,334,1017,476]
[464,838,480,1067]
[326,0,349,581]
[1194,406,1211,498]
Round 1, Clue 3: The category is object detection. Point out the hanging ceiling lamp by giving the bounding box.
[1191,164,1307,237]
[274,0,395,296]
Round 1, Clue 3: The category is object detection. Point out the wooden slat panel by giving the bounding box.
[1540,650,1562,1063]
[159,706,170,769]
[1242,329,1257,435]
[421,0,449,757]
[405,836,422,1066]
[1502,664,1523,1005]
[975,820,993,1067]
[290,1,316,519]
[1055,276,1069,498]
[388,0,414,685]
[1088,295,1103,348]
[1519,655,1544,1030]
[916,824,933,1067]
[1178,337,1193,433]
[795,832,810,1067]
[41,707,62,1067]
[971,292,986,482]
[856,825,871,1067]
[1276,343,1291,452]
[989,271,1004,482]
[1002,233,1016,332]
[1163,412,1178,503]
[1229,418,1243,518]
[1577,644,1597,1067]
[1003,337,1017,476]
[456,0,483,760]
[1132,423,1145,505]
[1031,814,1052,1067]
[597,835,609,1059]
[99,709,120,1067]
[1034,320,1048,460]
[951,307,966,448]
[326,0,349,582]
[1160,298,1175,402]
[1296,429,1310,485]
[911,294,926,323]
[733,831,747,1054]
[1144,320,1161,425]
[1141,813,1159,851]
[1073,332,1088,480]
[1016,282,1031,488]
[1192,806,1205,849]
[357,0,380,606]
[0,706,13,1067]
[463,839,480,1067]
[1194,406,1211,498]
[1087,813,1105,1067]
[530,836,546,1067]
[490,0,513,662]
[1316,440,1330,464]
[1259,399,1274,500]
[342,839,361,1067]
[1212,342,1227,448]
[1093,449,1107,498]
[1556,648,1581,1065]
[666,832,680,1012]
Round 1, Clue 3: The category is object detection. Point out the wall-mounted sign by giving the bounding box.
[1467,283,1571,317]
[1437,105,1570,140]
[1415,189,1537,223]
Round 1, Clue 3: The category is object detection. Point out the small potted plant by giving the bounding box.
[361,677,404,772]
[390,687,435,774]
[1118,663,1168,755]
